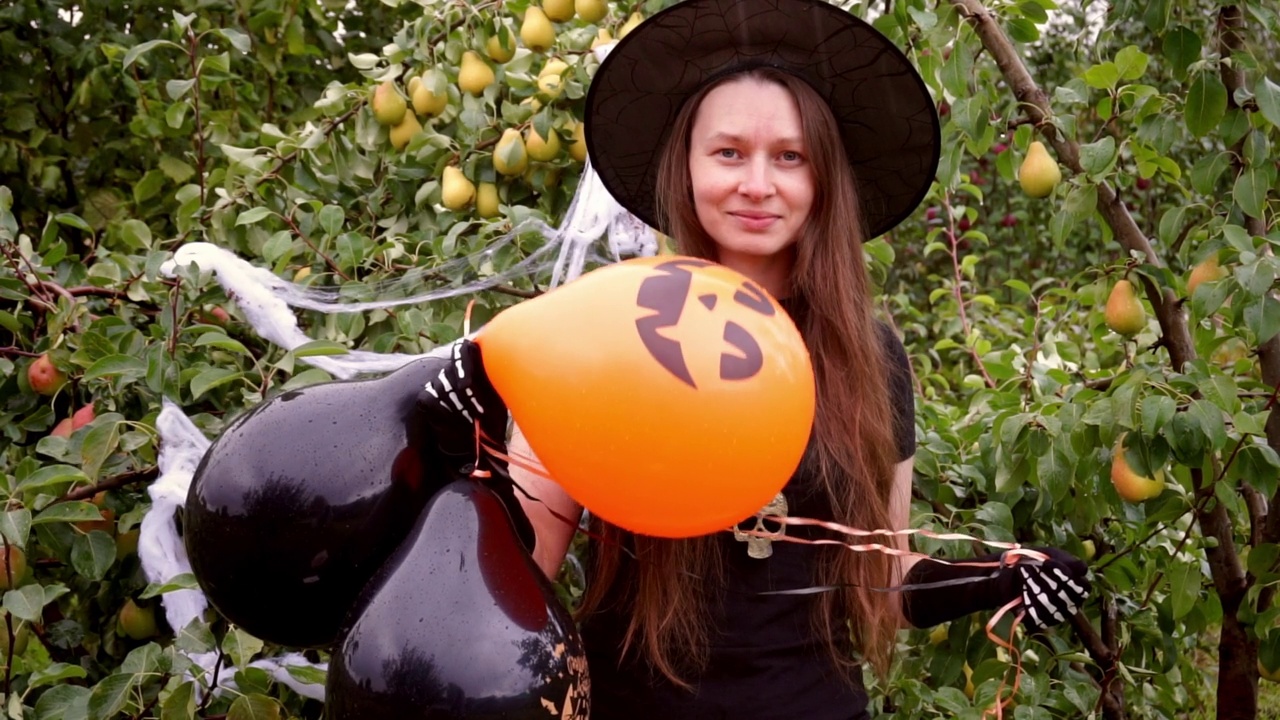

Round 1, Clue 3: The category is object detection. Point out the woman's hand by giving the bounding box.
[1015,548,1090,631]
[419,338,508,474]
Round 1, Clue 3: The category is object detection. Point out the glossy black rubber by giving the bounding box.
[325,481,590,719]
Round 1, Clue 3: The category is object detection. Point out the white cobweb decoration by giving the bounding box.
[139,144,657,702]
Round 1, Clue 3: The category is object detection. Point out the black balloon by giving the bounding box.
[183,356,454,649]
[326,481,590,719]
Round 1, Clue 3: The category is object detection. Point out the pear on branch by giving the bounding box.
[388,112,422,151]
[1018,140,1062,198]
[542,0,575,22]
[458,51,495,96]
[477,182,501,218]
[1105,278,1146,337]
[521,7,556,52]
[576,0,608,23]
[1187,256,1227,295]
[371,80,407,126]
[441,166,476,211]
[412,69,449,117]
[494,129,529,176]
[525,124,561,162]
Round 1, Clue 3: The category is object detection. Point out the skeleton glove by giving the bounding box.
[902,546,1090,631]
[1016,548,1091,631]
[418,339,536,554]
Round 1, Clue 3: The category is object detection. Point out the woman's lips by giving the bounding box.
[729,211,779,230]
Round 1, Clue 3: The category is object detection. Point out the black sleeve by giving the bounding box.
[876,321,916,462]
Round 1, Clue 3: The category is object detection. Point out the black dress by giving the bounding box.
[579,307,917,720]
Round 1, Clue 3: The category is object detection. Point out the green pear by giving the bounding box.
[576,0,608,23]
[1188,256,1227,295]
[441,166,476,211]
[1018,140,1062,198]
[477,182,501,219]
[370,80,407,126]
[543,0,575,22]
[525,125,561,161]
[388,113,422,151]
[521,6,556,52]
[1105,279,1145,337]
[494,129,529,176]
[487,31,515,63]
[458,51,495,96]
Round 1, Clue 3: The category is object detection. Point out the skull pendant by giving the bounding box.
[733,492,788,559]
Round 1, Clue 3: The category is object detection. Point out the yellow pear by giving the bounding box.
[1110,436,1166,503]
[412,71,449,117]
[618,11,644,39]
[1105,279,1146,336]
[591,27,614,49]
[1259,659,1280,683]
[487,31,516,63]
[388,112,422,151]
[441,166,476,211]
[477,182,501,218]
[537,59,570,99]
[543,0,575,22]
[1187,256,1227,295]
[371,80,407,126]
[576,0,608,23]
[407,76,422,97]
[458,51,495,96]
[963,663,976,700]
[1018,140,1062,198]
[928,624,948,646]
[521,7,557,52]
[569,121,587,163]
[493,128,529,176]
[526,125,561,161]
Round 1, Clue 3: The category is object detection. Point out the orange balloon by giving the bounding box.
[476,256,815,538]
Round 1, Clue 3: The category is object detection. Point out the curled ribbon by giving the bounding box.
[478,437,1036,718]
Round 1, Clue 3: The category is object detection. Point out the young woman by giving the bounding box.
[422,1,1090,717]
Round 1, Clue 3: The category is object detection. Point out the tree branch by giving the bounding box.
[55,467,158,503]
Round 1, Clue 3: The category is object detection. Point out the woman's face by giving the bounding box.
[687,78,815,265]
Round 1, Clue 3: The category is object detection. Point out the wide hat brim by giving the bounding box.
[584,0,941,240]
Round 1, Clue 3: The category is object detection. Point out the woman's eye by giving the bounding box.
[781,151,802,162]
[718,148,738,158]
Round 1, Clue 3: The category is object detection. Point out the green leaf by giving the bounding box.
[122,39,180,70]
[54,213,94,233]
[1188,398,1228,450]
[0,510,30,550]
[1079,136,1117,175]
[1256,77,1280,129]
[121,642,163,675]
[1084,62,1120,90]
[1248,543,1280,579]
[80,420,120,481]
[28,662,89,691]
[1142,395,1176,435]
[84,354,148,382]
[292,339,351,357]
[1245,294,1280,344]
[161,681,196,720]
[235,207,275,226]
[33,502,102,526]
[1006,18,1040,43]
[34,684,90,720]
[189,367,242,400]
[1185,72,1227,138]
[3,585,45,623]
[71,530,116,581]
[215,28,252,53]
[1162,26,1201,80]
[140,572,198,599]
[18,464,89,494]
[318,204,344,237]
[158,156,196,183]
[1169,562,1199,620]
[165,78,196,100]
[1234,166,1268,220]
[1115,45,1149,80]
[1190,152,1232,195]
[193,332,250,356]
[227,695,283,720]
[223,627,265,669]
[87,673,134,720]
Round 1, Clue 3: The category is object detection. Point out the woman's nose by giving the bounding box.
[737,158,775,199]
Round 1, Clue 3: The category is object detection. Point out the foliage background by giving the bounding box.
[1,0,1280,717]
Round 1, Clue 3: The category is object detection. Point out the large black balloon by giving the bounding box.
[182,356,453,649]
[326,481,590,719]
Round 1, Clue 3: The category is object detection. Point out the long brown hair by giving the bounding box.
[575,67,903,687]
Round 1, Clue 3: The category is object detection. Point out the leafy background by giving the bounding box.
[1,0,1279,717]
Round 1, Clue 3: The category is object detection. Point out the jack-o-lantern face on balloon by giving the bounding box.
[477,255,816,538]
[635,258,774,390]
